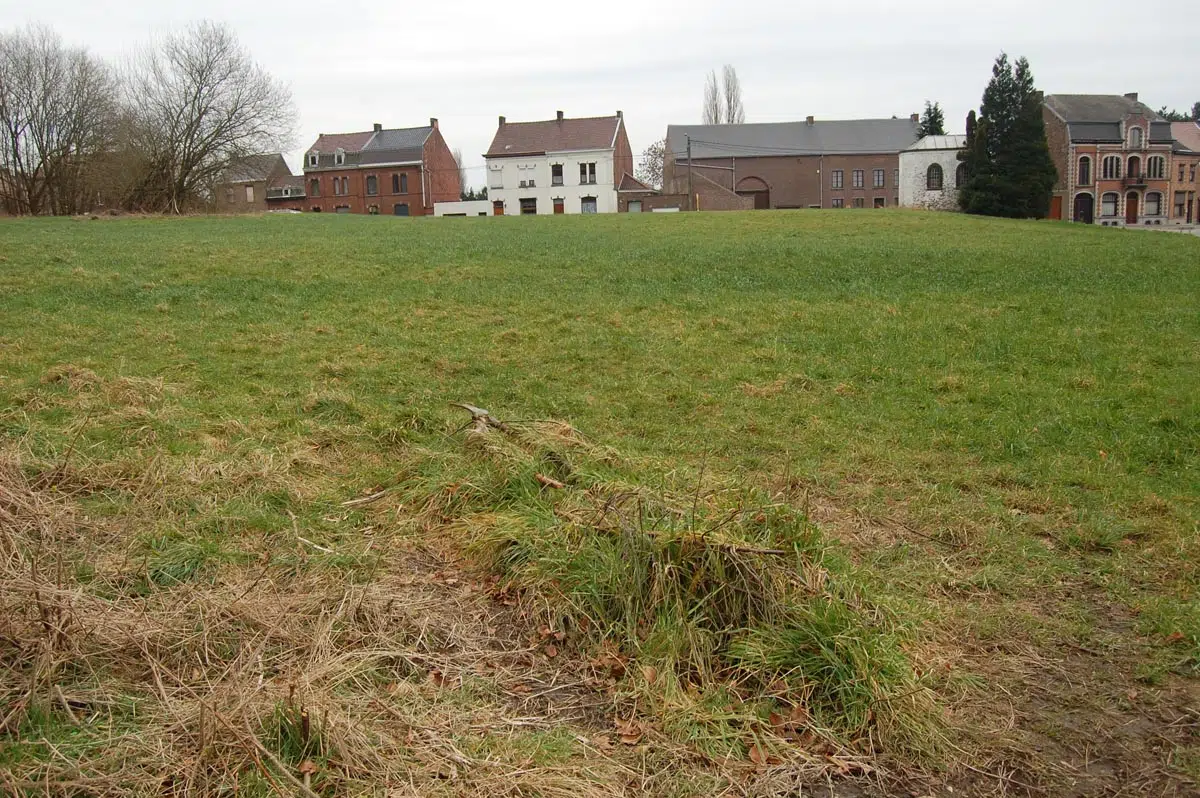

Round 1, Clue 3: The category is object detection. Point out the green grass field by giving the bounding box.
[1,211,1197,796]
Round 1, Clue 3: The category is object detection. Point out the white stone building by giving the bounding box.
[483,112,634,215]
[899,135,967,210]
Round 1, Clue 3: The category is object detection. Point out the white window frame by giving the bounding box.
[308,151,319,167]
[487,166,503,190]
[1101,192,1119,217]
[334,148,346,166]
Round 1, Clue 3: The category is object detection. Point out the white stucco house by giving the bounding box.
[899,135,967,210]
[433,200,493,217]
[483,111,635,215]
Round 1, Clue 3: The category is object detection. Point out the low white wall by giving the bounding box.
[434,200,493,217]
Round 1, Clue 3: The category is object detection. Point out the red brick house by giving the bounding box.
[302,120,460,215]
[663,115,921,210]
[1168,122,1200,224]
[1043,93,1174,226]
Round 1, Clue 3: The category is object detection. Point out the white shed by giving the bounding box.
[899,135,967,211]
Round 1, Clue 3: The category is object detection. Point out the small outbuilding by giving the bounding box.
[899,135,967,211]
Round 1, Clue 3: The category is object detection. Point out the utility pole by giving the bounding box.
[687,135,694,212]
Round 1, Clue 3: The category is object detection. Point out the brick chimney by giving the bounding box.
[616,110,623,119]
[498,115,506,127]
[806,116,814,125]
[373,122,382,133]
[1125,92,1139,102]
[429,117,438,129]
[910,113,919,123]
[557,110,564,122]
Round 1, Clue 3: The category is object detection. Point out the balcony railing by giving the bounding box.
[1122,173,1148,187]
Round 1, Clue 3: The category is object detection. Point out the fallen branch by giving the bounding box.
[450,403,510,434]
[341,490,390,508]
[535,473,565,490]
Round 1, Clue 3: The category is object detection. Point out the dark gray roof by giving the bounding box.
[666,118,921,159]
[223,153,287,183]
[1064,120,1174,144]
[359,126,433,165]
[1044,94,1160,123]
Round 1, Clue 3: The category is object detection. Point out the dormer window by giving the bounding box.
[308,151,319,167]
[334,148,346,166]
[1128,126,1143,150]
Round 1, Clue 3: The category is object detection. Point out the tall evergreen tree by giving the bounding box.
[1193,101,1200,122]
[917,101,946,137]
[958,53,1056,218]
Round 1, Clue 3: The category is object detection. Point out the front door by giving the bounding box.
[1125,192,1139,225]
[1050,195,1063,220]
[1073,193,1094,224]
[493,200,504,216]
[1188,196,1194,224]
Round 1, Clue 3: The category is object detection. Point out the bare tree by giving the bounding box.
[703,70,721,125]
[700,65,746,125]
[0,25,115,215]
[721,64,745,124]
[635,138,665,190]
[453,147,469,199]
[123,21,295,213]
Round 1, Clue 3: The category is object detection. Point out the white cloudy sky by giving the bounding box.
[2,0,1196,187]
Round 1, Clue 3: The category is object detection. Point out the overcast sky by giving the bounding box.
[2,0,1196,186]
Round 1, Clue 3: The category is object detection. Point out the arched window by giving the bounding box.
[926,163,944,191]
[309,178,320,197]
[391,174,399,194]
[1145,192,1161,216]
[1147,156,1166,179]
[1078,156,1091,186]
[956,162,967,188]
[1102,156,1122,180]
[1101,192,1119,217]
[1128,127,1143,149]
[366,175,378,196]
[400,174,408,193]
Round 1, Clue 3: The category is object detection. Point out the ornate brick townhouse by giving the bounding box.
[663,115,921,210]
[1043,94,1181,227]
[302,120,460,215]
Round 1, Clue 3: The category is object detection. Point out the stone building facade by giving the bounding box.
[898,136,967,210]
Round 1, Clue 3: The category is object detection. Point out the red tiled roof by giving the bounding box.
[486,115,621,157]
[307,131,375,154]
[617,173,653,192]
[1172,122,1200,153]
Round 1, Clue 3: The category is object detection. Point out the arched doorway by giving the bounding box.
[1073,193,1094,224]
[735,176,770,210]
[1125,192,1139,225]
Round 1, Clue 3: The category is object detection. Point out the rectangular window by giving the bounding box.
[1102,193,1118,216]
[554,198,565,214]
[627,200,642,213]
[831,198,844,208]
[873,197,885,208]
[873,169,885,188]
[245,185,254,203]
[893,169,899,187]
[488,168,503,189]
[400,174,408,194]
[580,163,596,184]
[520,198,537,215]
[366,175,378,196]
[1145,193,1161,216]
[853,197,864,208]
[852,170,864,188]
[831,170,843,189]
[392,174,399,193]
[1191,165,1197,182]
[310,179,320,198]
[581,196,597,214]
[1180,165,1186,182]
[1175,192,1186,217]
[552,164,563,186]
